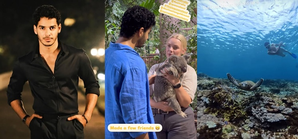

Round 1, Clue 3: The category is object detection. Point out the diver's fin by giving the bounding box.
[290,53,297,59]
[250,78,264,90]
[227,73,239,87]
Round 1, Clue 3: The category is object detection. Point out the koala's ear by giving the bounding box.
[183,54,191,63]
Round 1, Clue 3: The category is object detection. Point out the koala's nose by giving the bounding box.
[182,67,187,72]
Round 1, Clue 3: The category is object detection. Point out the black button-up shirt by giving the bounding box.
[7,42,100,115]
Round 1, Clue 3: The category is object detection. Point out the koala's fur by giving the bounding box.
[153,55,190,118]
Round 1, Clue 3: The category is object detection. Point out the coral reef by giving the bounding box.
[196,73,298,138]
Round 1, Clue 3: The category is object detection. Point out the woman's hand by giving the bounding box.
[148,74,156,85]
[156,101,173,112]
[161,68,180,86]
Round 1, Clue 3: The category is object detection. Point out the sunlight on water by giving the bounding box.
[197,0,298,80]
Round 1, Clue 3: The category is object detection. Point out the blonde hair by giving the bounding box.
[167,33,187,51]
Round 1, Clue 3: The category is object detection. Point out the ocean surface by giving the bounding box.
[197,0,298,81]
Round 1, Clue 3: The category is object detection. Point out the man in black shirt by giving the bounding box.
[6,5,100,139]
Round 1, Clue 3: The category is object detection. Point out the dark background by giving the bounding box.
[0,0,105,73]
[0,1,105,138]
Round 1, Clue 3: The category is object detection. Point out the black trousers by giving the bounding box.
[29,114,84,139]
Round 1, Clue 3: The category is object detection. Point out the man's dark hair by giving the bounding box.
[32,5,61,26]
[120,6,156,38]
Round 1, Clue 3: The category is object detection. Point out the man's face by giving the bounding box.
[34,17,61,47]
[135,27,152,48]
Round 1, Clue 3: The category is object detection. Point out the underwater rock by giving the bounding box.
[260,96,274,104]
[206,121,217,128]
[196,97,206,112]
[197,124,223,139]
[197,114,224,130]
[270,88,280,94]
[197,72,209,78]
[291,102,298,110]
[197,79,215,90]
[265,113,287,122]
[243,118,255,130]
[241,132,251,139]
[201,96,209,104]
[270,105,285,111]
[260,79,298,95]
[281,108,293,115]
[197,111,204,118]
[251,107,287,123]
[222,124,233,134]
[196,73,298,138]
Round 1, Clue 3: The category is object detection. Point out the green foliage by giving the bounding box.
[105,0,125,48]
[140,0,159,16]
[186,26,197,71]
[105,0,160,50]
[153,55,160,61]
[105,0,198,71]
[105,20,120,48]
[140,0,154,11]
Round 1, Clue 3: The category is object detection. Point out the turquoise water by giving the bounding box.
[197,0,298,81]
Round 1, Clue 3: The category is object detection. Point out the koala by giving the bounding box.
[153,54,190,118]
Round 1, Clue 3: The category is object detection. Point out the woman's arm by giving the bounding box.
[150,97,173,111]
[162,75,192,107]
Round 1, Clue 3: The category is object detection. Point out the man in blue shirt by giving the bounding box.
[105,6,156,139]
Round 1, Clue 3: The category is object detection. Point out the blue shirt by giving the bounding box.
[105,42,157,139]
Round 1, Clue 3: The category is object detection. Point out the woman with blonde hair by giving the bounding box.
[148,33,197,139]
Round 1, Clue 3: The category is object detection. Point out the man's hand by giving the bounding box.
[25,114,42,127]
[279,41,284,47]
[68,115,87,127]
